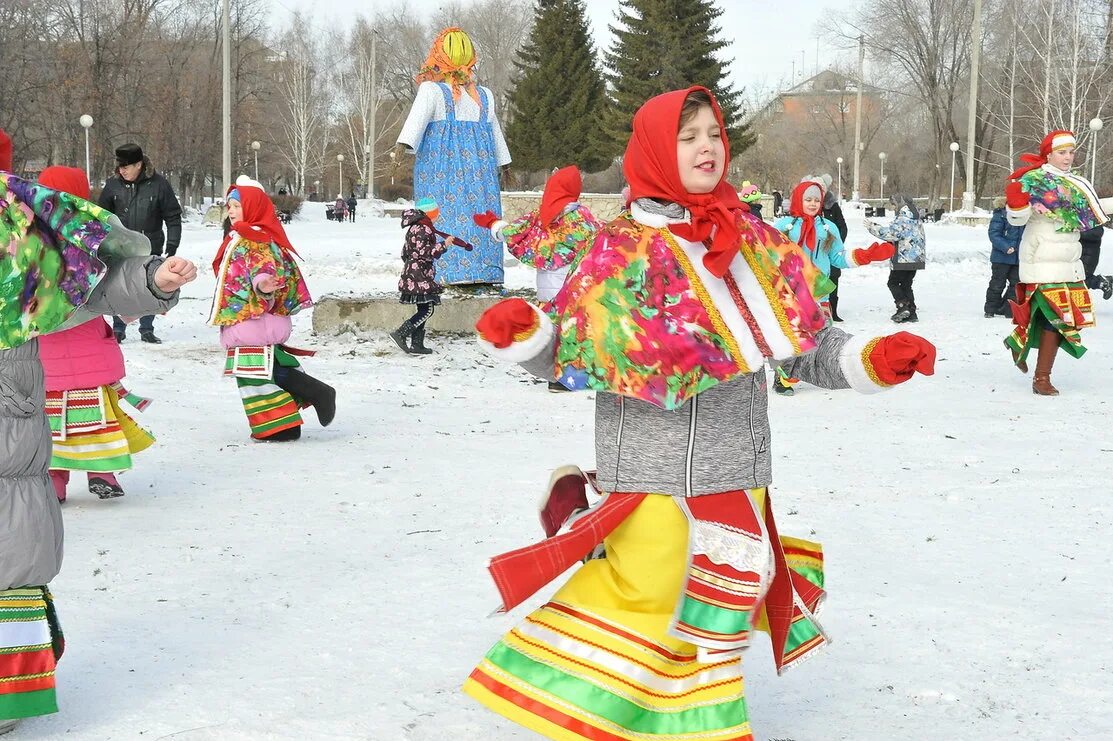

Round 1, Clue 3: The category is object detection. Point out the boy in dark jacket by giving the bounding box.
[986,200,1022,317]
[1079,225,1113,300]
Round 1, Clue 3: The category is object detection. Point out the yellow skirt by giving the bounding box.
[50,387,154,473]
[464,492,767,741]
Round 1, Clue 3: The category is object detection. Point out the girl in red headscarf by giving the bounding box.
[210,176,335,441]
[462,88,937,741]
[473,166,603,390]
[1002,130,1113,395]
[36,166,157,501]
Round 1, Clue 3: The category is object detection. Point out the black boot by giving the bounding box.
[140,330,162,344]
[904,303,919,323]
[389,320,415,353]
[1099,275,1113,301]
[262,426,302,442]
[409,327,433,355]
[275,367,336,426]
[829,294,843,322]
[891,301,911,323]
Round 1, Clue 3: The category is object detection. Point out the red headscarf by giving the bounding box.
[623,86,745,278]
[213,178,298,274]
[0,128,11,172]
[539,166,583,225]
[1009,129,1076,180]
[788,179,825,249]
[38,166,91,200]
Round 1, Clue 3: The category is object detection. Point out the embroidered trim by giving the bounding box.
[861,337,891,387]
[737,243,802,355]
[722,271,773,359]
[659,227,749,373]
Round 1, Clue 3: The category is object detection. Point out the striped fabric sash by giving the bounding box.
[45,388,105,441]
[0,587,63,720]
[486,475,828,673]
[224,346,274,379]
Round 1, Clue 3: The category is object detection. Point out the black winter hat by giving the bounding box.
[115,143,144,167]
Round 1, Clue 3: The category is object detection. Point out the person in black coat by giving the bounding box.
[1079,225,1113,300]
[97,143,183,343]
[820,174,849,321]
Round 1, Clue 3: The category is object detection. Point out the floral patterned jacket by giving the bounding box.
[398,208,448,296]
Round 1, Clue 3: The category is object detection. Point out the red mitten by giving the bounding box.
[475,298,540,349]
[853,241,896,265]
[869,332,936,385]
[472,210,499,229]
[1005,180,1028,210]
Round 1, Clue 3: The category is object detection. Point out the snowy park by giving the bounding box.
[6,207,1108,740]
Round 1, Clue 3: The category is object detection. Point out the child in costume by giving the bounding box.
[463,88,936,741]
[211,176,336,440]
[0,130,194,734]
[738,180,763,219]
[390,197,470,354]
[475,166,601,304]
[770,177,893,395]
[866,193,927,323]
[474,167,602,390]
[36,166,156,501]
[1003,129,1113,395]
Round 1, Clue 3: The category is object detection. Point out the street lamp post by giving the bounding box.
[389,151,396,186]
[251,141,260,182]
[337,154,345,196]
[1090,118,1103,184]
[879,152,887,200]
[949,141,960,212]
[314,179,320,200]
[79,115,93,184]
[836,157,843,200]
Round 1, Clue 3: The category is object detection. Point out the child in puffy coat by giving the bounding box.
[1,134,195,733]
[985,199,1022,318]
[391,197,469,354]
[36,167,155,501]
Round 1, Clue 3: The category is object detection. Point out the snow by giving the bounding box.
[14,209,1113,740]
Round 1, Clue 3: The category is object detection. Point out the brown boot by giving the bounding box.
[1032,329,1060,396]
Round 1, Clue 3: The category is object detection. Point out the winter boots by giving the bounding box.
[275,367,336,427]
[1098,274,1113,301]
[0,719,21,736]
[88,474,125,499]
[1032,329,1060,396]
[263,427,301,442]
[891,301,913,323]
[409,327,433,355]
[389,319,415,353]
[390,321,435,355]
[829,294,843,322]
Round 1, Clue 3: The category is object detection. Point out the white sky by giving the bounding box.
[269,0,857,102]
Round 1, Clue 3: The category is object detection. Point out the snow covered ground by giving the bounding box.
[14,207,1113,740]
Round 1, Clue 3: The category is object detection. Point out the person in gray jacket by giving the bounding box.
[0,150,196,732]
[462,88,937,740]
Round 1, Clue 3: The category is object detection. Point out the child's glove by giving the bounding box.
[853,241,896,265]
[473,211,499,229]
[153,256,198,294]
[476,298,540,349]
[1005,180,1028,210]
[868,332,936,385]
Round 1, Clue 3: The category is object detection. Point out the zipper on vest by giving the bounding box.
[615,396,626,484]
[685,394,698,497]
[750,375,760,481]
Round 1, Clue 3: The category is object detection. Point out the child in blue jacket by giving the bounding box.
[985,198,1022,318]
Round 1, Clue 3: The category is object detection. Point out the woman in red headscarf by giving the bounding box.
[1002,130,1113,395]
[210,176,335,441]
[461,88,937,741]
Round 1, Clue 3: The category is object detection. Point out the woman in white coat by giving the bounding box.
[1004,129,1113,395]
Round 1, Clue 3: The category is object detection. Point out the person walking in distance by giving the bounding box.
[97,144,183,344]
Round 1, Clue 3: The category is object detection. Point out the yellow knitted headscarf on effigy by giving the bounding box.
[415,27,481,104]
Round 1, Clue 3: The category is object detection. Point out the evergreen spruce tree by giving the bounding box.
[603,0,754,157]
[506,0,610,174]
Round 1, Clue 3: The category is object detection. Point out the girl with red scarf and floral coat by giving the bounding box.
[461,88,937,741]
[210,176,335,441]
[1003,129,1113,395]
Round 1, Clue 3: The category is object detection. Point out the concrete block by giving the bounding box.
[312,290,535,335]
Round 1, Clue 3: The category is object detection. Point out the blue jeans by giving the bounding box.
[113,315,155,333]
